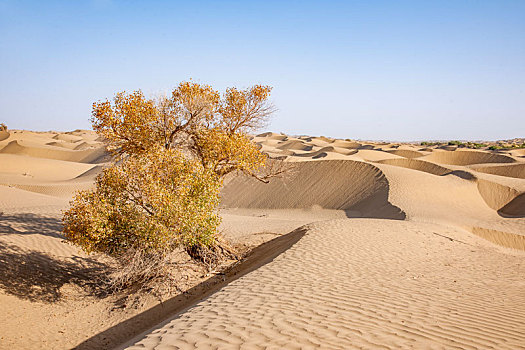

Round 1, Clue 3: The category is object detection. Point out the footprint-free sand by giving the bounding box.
[1,130,524,349]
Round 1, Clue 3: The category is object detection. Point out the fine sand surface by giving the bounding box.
[125,133,525,350]
[125,220,525,350]
[0,130,524,349]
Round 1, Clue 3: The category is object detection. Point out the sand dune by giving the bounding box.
[361,164,516,245]
[291,146,358,158]
[222,160,405,220]
[373,157,525,222]
[330,139,361,148]
[346,149,400,162]
[0,154,96,181]
[375,158,451,176]
[52,133,84,143]
[472,226,525,250]
[1,130,525,349]
[0,131,107,202]
[474,163,525,179]
[0,140,107,163]
[73,165,106,181]
[509,148,525,157]
[45,140,97,151]
[382,148,426,158]
[46,140,77,149]
[251,134,524,239]
[437,144,458,151]
[476,178,522,215]
[125,220,525,350]
[422,149,516,165]
[255,132,288,141]
[276,139,313,151]
[73,141,97,151]
[9,182,95,199]
[0,184,68,212]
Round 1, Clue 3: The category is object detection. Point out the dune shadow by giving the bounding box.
[358,144,375,150]
[0,212,64,239]
[312,152,328,159]
[342,184,406,220]
[0,241,108,302]
[445,170,477,181]
[498,192,525,218]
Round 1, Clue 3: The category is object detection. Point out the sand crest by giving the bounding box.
[1,130,524,349]
[124,134,525,350]
[124,220,525,350]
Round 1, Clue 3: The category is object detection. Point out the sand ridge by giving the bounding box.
[1,130,524,349]
[124,133,525,349]
[125,220,525,350]
[249,133,525,239]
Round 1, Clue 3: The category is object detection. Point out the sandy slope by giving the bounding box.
[1,130,524,349]
[0,131,110,349]
[0,130,355,349]
[125,220,525,350]
[126,133,525,350]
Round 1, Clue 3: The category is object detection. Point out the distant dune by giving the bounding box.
[1,130,524,349]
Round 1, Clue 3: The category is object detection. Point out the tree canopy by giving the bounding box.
[62,81,282,289]
[90,82,277,181]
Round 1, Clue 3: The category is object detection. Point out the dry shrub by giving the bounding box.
[107,248,190,294]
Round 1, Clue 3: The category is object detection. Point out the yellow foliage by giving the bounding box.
[63,147,221,256]
[64,81,277,268]
[219,85,274,133]
[91,91,161,154]
[90,81,274,180]
[194,128,267,177]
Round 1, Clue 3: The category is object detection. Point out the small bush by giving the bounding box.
[489,143,525,150]
[448,140,462,146]
[447,141,488,149]
[420,141,441,146]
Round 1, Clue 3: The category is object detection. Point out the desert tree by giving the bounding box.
[89,82,282,181]
[62,81,284,290]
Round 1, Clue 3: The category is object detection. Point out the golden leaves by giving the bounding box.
[64,81,278,262]
[63,146,221,256]
[91,90,162,155]
[90,81,274,179]
[219,85,274,134]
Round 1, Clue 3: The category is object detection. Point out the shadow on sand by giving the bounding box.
[0,212,64,239]
[74,227,307,350]
[0,212,109,302]
[0,241,108,302]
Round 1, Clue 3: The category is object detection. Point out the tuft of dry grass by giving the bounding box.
[106,235,242,298]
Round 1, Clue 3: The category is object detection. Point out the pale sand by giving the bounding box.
[124,220,525,350]
[0,130,348,349]
[0,130,524,349]
[125,133,525,349]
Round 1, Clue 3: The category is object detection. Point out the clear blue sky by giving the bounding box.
[1,0,524,141]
